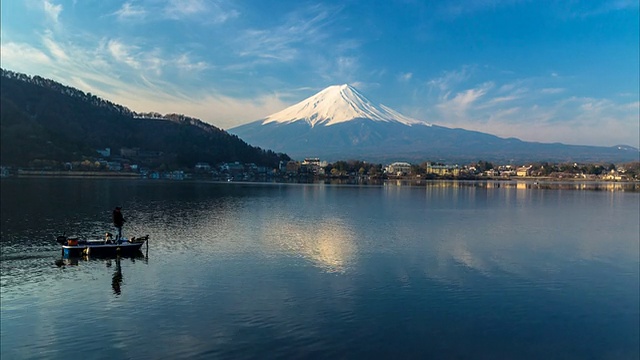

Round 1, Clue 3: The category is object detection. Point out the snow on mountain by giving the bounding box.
[262,84,428,127]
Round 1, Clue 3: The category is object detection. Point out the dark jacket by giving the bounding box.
[113,209,125,227]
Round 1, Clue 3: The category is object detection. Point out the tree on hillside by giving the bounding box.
[0,69,291,169]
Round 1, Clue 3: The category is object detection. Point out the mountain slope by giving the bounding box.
[230,85,638,163]
[0,69,290,168]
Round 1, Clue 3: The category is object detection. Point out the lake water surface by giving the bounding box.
[1,178,638,359]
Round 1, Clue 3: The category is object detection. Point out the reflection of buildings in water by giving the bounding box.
[264,217,356,273]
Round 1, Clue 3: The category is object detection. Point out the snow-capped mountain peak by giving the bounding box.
[262,84,428,127]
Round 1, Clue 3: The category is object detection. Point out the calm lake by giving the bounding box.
[1,178,638,359]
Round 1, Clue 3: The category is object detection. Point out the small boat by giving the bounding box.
[57,233,149,257]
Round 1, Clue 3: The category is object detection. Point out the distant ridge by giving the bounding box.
[230,84,639,163]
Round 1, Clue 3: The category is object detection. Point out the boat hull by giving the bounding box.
[62,241,146,257]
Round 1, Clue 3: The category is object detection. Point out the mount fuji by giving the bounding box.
[229,85,637,163]
[262,84,424,128]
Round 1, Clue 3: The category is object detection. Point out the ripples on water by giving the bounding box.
[1,178,638,359]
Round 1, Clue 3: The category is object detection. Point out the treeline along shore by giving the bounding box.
[3,159,638,184]
[14,170,140,178]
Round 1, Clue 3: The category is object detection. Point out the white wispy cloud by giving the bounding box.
[164,0,208,18]
[169,93,290,128]
[107,39,141,69]
[237,4,341,63]
[237,29,300,62]
[42,31,69,61]
[502,97,635,146]
[65,71,289,128]
[541,87,565,94]
[222,3,358,86]
[102,42,210,77]
[350,81,374,91]
[427,65,473,93]
[435,94,639,147]
[208,1,240,23]
[498,83,516,92]
[43,0,62,23]
[417,65,640,147]
[437,0,635,23]
[113,2,146,20]
[0,28,284,129]
[163,0,238,23]
[0,41,52,67]
[563,0,639,18]
[436,82,493,118]
[175,53,209,72]
[437,0,526,18]
[398,72,413,82]
[486,95,520,105]
[334,56,359,82]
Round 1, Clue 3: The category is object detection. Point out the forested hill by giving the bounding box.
[0,69,290,168]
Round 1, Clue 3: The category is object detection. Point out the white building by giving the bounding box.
[385,162,412,176]
[195,162,211,171]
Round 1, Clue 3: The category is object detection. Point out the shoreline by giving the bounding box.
[13,170,140,178]
[2,170,640,184]
[2,170,638,185]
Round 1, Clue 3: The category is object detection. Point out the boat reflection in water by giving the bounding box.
[55,248,147,266]
[54,251,147,296]
[108,257,123,295]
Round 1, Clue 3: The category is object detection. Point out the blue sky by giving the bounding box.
[1,0,638,147]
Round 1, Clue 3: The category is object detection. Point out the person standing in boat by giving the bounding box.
[112,206,126,241]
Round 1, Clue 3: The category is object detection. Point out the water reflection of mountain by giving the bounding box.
[264,216,357,273]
